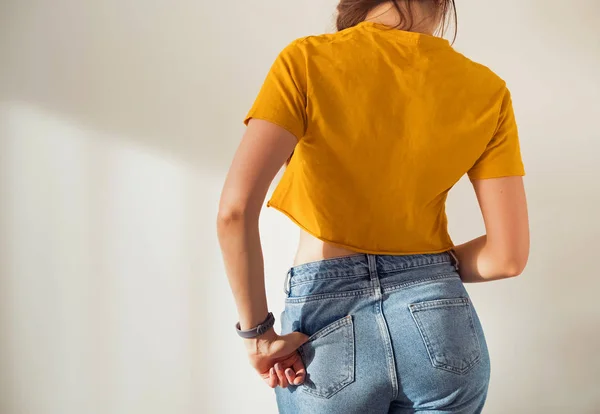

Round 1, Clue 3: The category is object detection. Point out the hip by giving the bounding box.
[276,252,491,411]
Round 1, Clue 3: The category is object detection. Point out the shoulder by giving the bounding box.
[444,49,512,109]
[282,28,360,56]
[449,48,508,92]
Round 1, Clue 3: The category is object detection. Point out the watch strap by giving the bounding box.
[235,312,275,338]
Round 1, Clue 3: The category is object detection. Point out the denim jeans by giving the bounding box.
[274,252,490,413]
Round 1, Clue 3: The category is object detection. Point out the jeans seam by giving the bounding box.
[377,260,453,276]
[284,288,373,303]
[290,273,369,287]
[383,274,459,294]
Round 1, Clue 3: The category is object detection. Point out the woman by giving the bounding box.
[217,0,529,412]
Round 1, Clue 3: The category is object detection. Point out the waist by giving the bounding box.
[293,229,454,266]
[293,230,360,266]
[270,195,455,256]
[285,250,459,300]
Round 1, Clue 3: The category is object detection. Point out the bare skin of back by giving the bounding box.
[293,229,361,267]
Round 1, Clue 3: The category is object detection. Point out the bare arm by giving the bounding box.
[453,176,530,283]
[217,119,297,340]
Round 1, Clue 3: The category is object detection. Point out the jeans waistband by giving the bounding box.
[283,251,459,295]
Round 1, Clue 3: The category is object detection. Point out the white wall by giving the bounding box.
[0,1,598,413]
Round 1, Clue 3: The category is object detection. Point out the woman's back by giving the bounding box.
[245,21,524,261]
[218,2,529,412]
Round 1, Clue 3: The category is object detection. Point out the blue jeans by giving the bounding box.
[274,252,490,413]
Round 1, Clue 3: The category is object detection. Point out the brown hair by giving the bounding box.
[336,0,457,43]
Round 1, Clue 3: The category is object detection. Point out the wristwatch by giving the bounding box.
[235,311,275,338]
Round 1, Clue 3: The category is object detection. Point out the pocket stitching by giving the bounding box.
[409,298,482,375]
[409,297,469,311]
[385,273,459,294]
[304,314,352,343]
[299,315,355,399]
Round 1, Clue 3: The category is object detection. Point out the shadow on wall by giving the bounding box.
[0,1,232,171]
[0,0,333,174]
[0,3,332,412]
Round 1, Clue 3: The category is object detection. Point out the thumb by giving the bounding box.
[281,331,310,351]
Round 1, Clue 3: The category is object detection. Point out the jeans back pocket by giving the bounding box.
[298,314,355,399]
[409,297,481,375]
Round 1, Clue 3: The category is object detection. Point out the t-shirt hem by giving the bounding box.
[468,170,526,180]
[243,113,303,142]
[267,201,456,256]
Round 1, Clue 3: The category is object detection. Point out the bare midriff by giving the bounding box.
[293,229,363,267]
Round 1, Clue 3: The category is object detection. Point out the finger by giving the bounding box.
[291,358,306,385]
[285,367,296,385]
[268,367,277,388]
[274,362,289,388]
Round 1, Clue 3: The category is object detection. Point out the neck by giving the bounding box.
[365,1,439,35]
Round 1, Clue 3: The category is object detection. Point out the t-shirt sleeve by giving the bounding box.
[467,87,526,180]
[243,40,307,141]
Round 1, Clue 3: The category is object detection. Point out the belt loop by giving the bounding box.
[448,249,460,271]
[367,254,378,280]
[283,269,291,296]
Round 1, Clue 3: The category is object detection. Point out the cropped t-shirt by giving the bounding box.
[243,21,525,255]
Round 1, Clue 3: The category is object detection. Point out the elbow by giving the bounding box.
[498,255,529,279]
[486,235,530,280]
[216,203,258,232]
[502,263,526,278]
[217,206,246,227]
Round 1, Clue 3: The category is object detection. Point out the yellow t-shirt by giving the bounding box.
[244,21,525,255]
